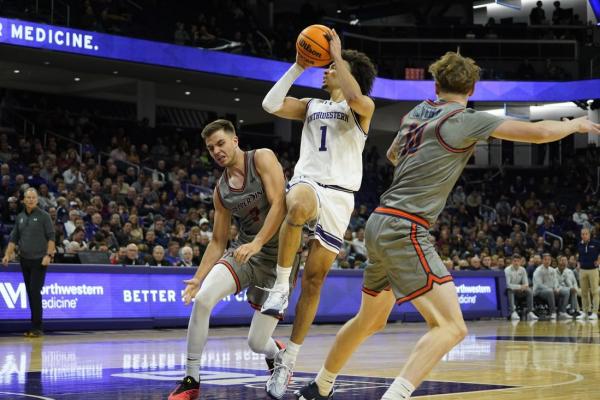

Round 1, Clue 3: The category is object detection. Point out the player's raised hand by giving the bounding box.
[295,52,311,69]
[233,241,262,264]
[573,116,600,134]
[182,277,201,305]
[327,28,342,61]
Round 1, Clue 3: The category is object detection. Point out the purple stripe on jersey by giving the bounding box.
[315,224,342,249]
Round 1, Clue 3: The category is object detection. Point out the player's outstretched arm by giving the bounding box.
[262,55,312,121]
[233,149,286,264]
[183,190,231,304]
[328,29,375,122]
[491,116,600,144]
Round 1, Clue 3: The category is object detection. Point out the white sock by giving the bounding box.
[282,340,302,366]
[315,367,337,396]
[185,353,202,381]
[275,265,292,287]
[381,376,415,400]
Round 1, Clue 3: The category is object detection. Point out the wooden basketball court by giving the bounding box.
[1,320,599,399]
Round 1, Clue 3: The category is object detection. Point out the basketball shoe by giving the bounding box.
[266,339,286,372]
[266,348,293,399]
[295,381,334,399]
[168,376,199,400]
[260,286,289,317]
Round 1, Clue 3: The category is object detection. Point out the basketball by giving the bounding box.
[296,24,332,67]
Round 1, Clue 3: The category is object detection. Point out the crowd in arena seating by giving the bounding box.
[0,0,597,81]
[1,87,600,275]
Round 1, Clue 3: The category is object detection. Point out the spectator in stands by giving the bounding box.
[577,228,600,320]
[174,22,191,46]
[36,184,56,210]
[62,163,84,189]
[66,227,88,253]
[27,163,46,188]
[164,240,180,265]
[351,227,367,262]
[466,255,481,271]
[85,212,102,242]
[495,196,512,223]
[120,243,143,265]
[481,255,493,270]
[152,217,170,247]
[451,185,466,206]
[557,255,583,318]
[572,203,590,229]
[177,246,194,267]
[533,253,569,319]
[552,1,564,25]
[116,221,133,246]
[128,214,144,243]
[505,254,537,320]
[465,189,482,216]
[63,209,79,238]
[530,1,546,25]
[199,218,212,240]
[147,245,171,266]
[331,248,351,269]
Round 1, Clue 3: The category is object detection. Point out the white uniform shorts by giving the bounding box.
[288,175,354,254]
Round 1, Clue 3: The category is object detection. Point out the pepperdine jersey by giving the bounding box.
[380,99,504,225]
[293,98,367,191]
[217,150,278,258]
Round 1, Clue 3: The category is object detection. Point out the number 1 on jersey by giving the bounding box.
[318,125,328,151]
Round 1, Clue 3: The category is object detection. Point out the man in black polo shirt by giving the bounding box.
[578,228,600,320]
[2,188,56,337]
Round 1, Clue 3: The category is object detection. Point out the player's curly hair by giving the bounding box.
[428,52,481,95]
[341,49,377,96]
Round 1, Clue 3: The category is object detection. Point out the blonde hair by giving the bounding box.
[428,52,481,95]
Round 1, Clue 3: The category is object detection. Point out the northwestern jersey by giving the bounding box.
[293,98,367,191]
[381,99,504,225]
[217,150,278,258]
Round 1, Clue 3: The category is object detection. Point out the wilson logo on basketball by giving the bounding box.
[298,38,321,58]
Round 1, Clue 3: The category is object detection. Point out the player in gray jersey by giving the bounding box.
[296,52,600,400]
[168,119,290,400]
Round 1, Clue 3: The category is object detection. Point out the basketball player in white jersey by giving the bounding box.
[295,52,600,400]
[260,29,377,399]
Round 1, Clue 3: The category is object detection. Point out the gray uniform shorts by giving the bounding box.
[218,248,300,315]
[362,207,453,304]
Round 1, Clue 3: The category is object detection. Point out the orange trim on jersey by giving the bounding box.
[395,223,453,304]
[374,206,430,229]
[434,108,476,153]
[362,287,382,297]
[219,259,241,294]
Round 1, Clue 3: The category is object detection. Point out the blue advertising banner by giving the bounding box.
[0,266,505,329]
[0,17,598,102]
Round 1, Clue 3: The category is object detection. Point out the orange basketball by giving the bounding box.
[296,24,332,67]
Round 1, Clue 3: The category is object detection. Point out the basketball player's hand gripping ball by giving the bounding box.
[296,24,333,68]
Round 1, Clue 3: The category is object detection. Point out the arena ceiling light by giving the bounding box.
[473,0,521,10]
[184,91,191,96]
[473,0,495,9]
[13,69,20,74]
